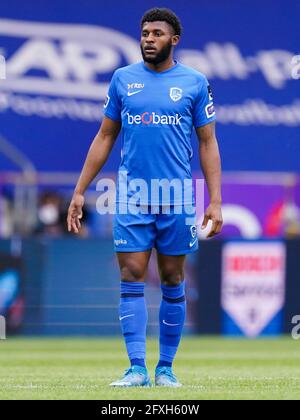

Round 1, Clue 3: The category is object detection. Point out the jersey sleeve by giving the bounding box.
[103,70,122,121]
[193,76,216,128]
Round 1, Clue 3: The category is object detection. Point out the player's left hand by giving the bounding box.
[201,202,223,238]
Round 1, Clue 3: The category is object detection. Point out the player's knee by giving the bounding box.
[120,263,146,282]
[160,270,184,286]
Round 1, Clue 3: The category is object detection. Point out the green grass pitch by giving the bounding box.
[0,337,299,400]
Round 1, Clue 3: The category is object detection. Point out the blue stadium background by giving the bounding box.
[0,0,299,338]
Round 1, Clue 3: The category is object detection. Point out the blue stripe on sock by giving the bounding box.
[163,295,185,303]
[161,281,185,299]
[121,293,144,298]
[131,358,146,368]
[157,360,172,368]
[121,281,144,295]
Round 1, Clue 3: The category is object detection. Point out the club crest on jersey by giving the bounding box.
[169,87,182,102]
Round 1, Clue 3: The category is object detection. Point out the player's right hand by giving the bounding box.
[67,193,85,234]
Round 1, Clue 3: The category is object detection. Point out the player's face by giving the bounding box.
[140,21,178,65]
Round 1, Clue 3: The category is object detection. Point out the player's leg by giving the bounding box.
[113,206,156,363]
[110,206,155,386]
[154,205,198,386]
[110,251,152,387]
[155,253,186,387]
[117,250,151,366]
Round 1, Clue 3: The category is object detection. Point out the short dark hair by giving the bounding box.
[141,8,182,36]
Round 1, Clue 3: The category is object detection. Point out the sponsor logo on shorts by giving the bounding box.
[114,239,128,246]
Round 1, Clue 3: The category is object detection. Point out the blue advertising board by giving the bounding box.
[0,0,299,173]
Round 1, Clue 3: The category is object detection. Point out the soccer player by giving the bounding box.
[67,8,223,387]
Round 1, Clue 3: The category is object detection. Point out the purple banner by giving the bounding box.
[196,174,300,239]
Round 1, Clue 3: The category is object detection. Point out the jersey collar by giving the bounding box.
[142,60,178,75]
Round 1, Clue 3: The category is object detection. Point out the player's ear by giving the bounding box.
[171,35,180,46]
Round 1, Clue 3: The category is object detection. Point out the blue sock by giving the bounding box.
[119,281,147,369]
[157,280,186,369]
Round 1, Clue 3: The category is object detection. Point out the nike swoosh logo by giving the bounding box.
[127,90,142,96]
[119,314,134,321]
[163,320,180,327]
[189,238,198,248]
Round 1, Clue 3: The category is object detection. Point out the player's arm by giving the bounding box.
[195,121,223,238]
[67,116,121,233]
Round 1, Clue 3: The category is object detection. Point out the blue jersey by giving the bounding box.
[103,61,216,205]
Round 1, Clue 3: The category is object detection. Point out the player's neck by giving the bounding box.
[144,57,176,73]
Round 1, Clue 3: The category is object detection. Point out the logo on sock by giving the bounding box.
[119,314,135,321]
[162,320,180,327]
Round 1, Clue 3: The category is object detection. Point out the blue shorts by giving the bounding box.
[113,205,198,255]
